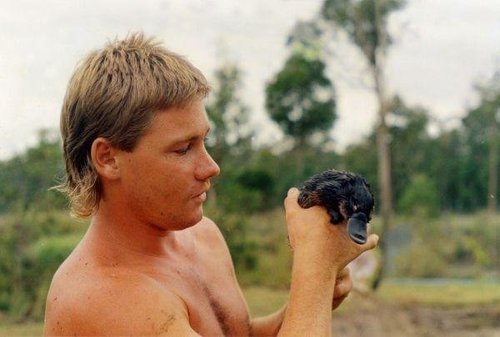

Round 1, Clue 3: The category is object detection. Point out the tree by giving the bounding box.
[462,70,500,216]
[428,128,465,211]
[398,174,439,219]
[205,59,257,210]
[476,71,499,217]
[320,0,406,289]
[0,129,66,213]
[388,96,433,205]
[265,23,337,149]
[206,60,253,166]
[204,60,263,272]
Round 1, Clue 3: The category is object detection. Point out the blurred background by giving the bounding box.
[0,0,499,336]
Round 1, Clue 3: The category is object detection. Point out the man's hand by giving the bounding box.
[277,189,378,336]
[285,188,379,275]
[332,268,352,311]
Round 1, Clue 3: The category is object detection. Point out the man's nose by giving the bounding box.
[196,148,220,181]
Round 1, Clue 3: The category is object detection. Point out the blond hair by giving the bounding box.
[57,33,210,218]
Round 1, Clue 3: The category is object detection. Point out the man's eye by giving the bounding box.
[175,144,192,155]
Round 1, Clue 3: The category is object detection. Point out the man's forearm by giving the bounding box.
[277,250,337,337]
[250,303,287,337]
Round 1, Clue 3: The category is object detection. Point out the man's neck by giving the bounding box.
[86,203,187,259]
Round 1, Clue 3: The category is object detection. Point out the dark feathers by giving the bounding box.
[298,169,374,244]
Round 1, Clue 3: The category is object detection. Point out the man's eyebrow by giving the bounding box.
[170,128,211,144]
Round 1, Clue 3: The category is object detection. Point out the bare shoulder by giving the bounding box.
[195,216,226,242]
[44,263,200,336]
[194,217,231,255]
[193,216,235,269]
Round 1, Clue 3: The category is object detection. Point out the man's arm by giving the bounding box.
[44,273,200,337]
[249,268,352,337]
[277,188,378,337]
[250,304,287,337]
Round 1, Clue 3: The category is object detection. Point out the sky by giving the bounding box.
[1,0,499,159]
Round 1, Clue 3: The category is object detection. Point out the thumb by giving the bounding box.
[284,187,300,210]
[359,234,379,252]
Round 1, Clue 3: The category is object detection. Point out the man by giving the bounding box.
[44,33,378,336]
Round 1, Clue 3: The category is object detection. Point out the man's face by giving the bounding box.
[116,99,220,230]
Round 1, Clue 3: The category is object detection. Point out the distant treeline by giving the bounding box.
[1,0,499,322]
[0,91,497,216]
[0,95,497,321]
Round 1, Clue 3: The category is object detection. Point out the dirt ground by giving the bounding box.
[332,294,500,337]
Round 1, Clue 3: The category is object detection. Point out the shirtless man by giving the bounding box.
[43,33,378,337]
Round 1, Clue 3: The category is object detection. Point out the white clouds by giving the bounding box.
[0,0,499,158]
[386,0,500,117]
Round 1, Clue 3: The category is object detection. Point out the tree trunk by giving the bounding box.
[370,0,394,290]
[487,108,498,216]
[370,67,394,290]
[487,108,499,273]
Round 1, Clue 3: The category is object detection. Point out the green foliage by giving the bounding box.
[392,212,499,278]
[204,60,267,274]
[342,138,379,203]
[28,234,82,270]
[206,61,252,165]
[448,212,496,271]
[398,174,439,219]
[379,280,500,306]
[0,15,497,322]
[321,0,406,64]
[460,72,500,212]
[340,91,498,215]
[0,130,67,214]
[427,129,466,210]
[206,209,259,273]
[235,210,292,288]
[210,149,276,214]
[265,52,336,148]
[389,97,433,198]
[0,211,86,321]
[395,240,450,278]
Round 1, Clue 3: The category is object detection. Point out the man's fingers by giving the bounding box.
[334,279,352,298]
[284,187,300,210]
[334,268,352,298]
[360,234,379,251]
[337,267,350,279]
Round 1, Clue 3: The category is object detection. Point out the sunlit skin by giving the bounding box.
[43,100,364,337]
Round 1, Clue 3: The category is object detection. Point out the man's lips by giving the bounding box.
[194,191,207,202]
[193,182,211,201]
[193,184,210,201]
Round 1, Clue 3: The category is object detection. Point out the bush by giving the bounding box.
[206,209,260,275]
[394,239,451,278]
[24,234,82,320]
[398,174,439,218]
[391,212,499,278]
[0,211,85,322]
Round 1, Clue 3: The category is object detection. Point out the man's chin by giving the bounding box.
[176,209,204,230]
[152,205,205,231]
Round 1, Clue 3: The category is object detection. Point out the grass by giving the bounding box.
[2,208,498,335]
[2,280,498,336]
[0,322,43,337]
[0,287,289,337]
[243,286,289,317]
[378,279,500,307]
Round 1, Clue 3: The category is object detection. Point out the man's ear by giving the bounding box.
[91,137,121,180]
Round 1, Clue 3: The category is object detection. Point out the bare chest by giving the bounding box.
[152,260,250,337]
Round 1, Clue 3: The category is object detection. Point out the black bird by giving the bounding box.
[298,170,374,244]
